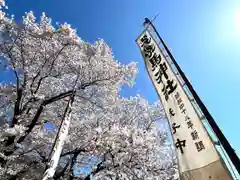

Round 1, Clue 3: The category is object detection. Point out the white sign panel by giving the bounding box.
[42,101,73,180]
[136,30,220,172]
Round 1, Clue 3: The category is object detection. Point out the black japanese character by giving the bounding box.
[175,92,180,99]
[143,44,155,58]
[187,120,193,129]
[165,79,177,95]
[160,62,168,79]
[154,62,168,84]
[172,123,180,134]
[175,139,186,154]
[140,35,151,46]
[169,108,175,117]
[185,116,190,121]
[161,80,177,101]
[195,141,205,152]
[179,103,184,110]
[181,109,186,114]
[191,130,199,140]
[149,53,162,71]
[177,98,182,105]
[162,84,169,101]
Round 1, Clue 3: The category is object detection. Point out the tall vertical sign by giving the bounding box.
[42,96,74,180]
[136,30,232,180]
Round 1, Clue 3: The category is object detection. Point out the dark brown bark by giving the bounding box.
[11,88,23,127]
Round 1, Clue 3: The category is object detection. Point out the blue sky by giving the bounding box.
[2,0,240,165]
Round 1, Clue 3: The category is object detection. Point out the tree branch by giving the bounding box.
[17,90,73,144]
[60,148,86,158]
[3,45,23,127]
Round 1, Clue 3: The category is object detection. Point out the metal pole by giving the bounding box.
[143,18,240,174]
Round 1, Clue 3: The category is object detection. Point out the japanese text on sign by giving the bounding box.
[136,30,220,172]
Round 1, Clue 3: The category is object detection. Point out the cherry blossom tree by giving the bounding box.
[0,1,178,179]
[52,96,178,180]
